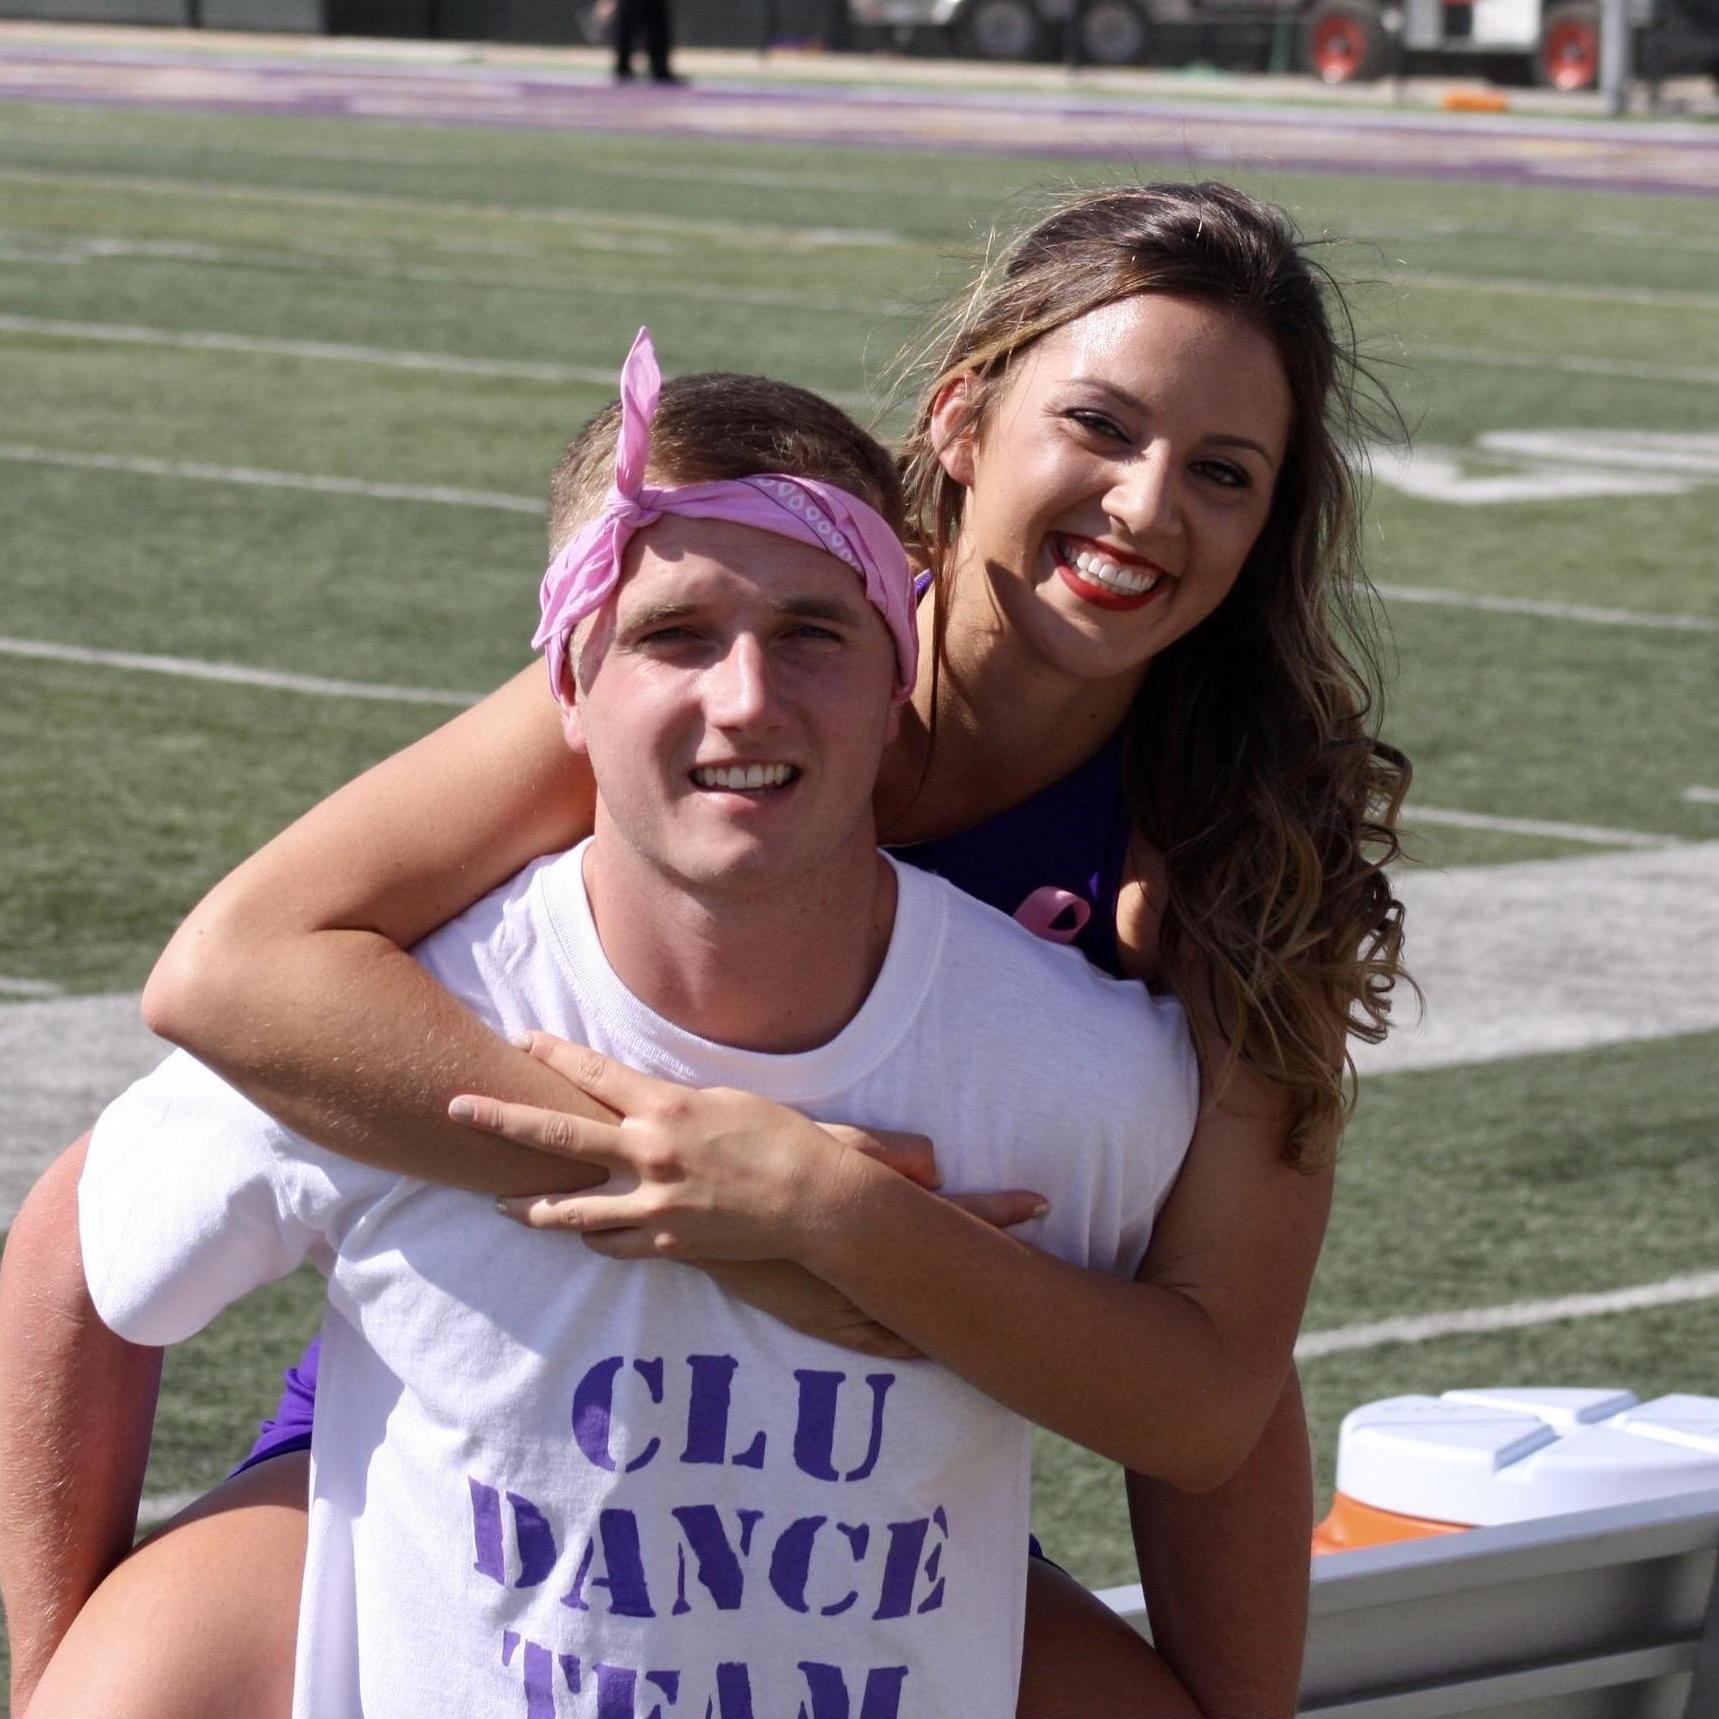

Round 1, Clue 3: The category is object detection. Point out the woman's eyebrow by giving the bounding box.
[1077,381,1278,469]
[1206,433,1280,470]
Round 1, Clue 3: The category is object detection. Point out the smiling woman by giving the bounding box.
[927,293,1291,680]
[895,184,1406,1161]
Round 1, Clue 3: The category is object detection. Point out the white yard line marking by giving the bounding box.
[9,444,1707,631]
[1406,807,1675,850]
[1685,788,1719,806]
[1416,344,1719,389]
[0,994,167,1231]
[0,316,873,412]
[1371,443,1692,506]
[1372,433,1719,508]
[0,313,619,385]
[542,158,969,200]
[1297,1271,1719,1360]
[1408,272,1719,314]
[0,231,915,318]
[0,167,918,251]
[1482,430,1719,478]
[1354,841,1719,1075]
[0,443,542,512]
[0,637,482,705]
[1376,583,1716,634]
[0,124,974,197]
[1366,218,1719,258]
[0,977,62,997]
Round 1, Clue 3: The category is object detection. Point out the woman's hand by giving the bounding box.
[449,1032,1047,1265]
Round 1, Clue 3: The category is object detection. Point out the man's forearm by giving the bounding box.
[1126,1370,1313,1719]
[0,1139,163,1711]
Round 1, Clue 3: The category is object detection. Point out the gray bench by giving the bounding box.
[1097,1486,1719,1718]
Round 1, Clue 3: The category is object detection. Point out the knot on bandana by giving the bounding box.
[532,328,918,708]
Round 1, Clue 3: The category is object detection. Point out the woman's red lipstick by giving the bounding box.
[1053,535,1169,612]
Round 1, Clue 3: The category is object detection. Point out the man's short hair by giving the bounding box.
[547,373,905,554]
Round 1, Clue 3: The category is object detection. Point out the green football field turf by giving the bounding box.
[2,85,1716,1694]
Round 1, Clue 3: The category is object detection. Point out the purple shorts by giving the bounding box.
[238,1338,1059,1568]
[233,1337,320,1475]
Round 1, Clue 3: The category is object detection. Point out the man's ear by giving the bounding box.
[560,701,586,757]
[555,660,587,756]
[928,373,979,490]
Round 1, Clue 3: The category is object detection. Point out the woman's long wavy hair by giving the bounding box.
[895,181,1411,1170]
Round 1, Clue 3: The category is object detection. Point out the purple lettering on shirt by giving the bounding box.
[667,1504,760,1612]
[794,1661,910,1719]
[594,1662,639,1719]
[573,1357,664,1474]
[470,1478,558,1589]
[470,1478,505,1585]
[873,1507,948,1620]
[561,1508,655,1618]
[509,1490,560,1588]
[572,1356,624,1472]
[767,1514,823,1614]
[713,1662,755,1719]
[501,1630,556,1719]
[770,1515,871,1620]
[790,1371,895,1483]
[681,1354,767,1469]
[628,1359,665,1473]
[823,1524,869,1619]
[644,1670,681,1719]
[918,1507,948,1615]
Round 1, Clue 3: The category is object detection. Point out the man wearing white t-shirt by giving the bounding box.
[79,375,1196,1718]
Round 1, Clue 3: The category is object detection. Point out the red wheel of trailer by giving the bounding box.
[1537,3,1603,90]
[1312,14,1365,79]
[1300,2,1390,83]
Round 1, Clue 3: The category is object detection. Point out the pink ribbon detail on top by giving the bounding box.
[532,327,918,708]
[1013,887,1092,946]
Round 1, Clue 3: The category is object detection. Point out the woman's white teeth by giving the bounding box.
[693,763,794,790]
[1066,542,1160,597]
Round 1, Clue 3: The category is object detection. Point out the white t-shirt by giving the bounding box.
[82,844,1196,1719]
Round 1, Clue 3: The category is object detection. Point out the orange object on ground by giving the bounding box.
[1312,1490,1468,1556]
[1442,89,1511,112]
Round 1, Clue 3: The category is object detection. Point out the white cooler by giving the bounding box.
[1312,1386,1719,1553]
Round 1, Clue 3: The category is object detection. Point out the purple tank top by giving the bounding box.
[237,735,1134,1472]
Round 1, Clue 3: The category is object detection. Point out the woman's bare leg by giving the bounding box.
[26,1452,308,1719]
[0,1137,162,1710]
[1017,1555,1203,1719]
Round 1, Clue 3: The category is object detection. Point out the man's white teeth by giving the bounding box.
[692,764,794,791]
[1066,542,1160,597]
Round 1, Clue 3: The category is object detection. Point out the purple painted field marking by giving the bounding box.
[0,44,1713,195]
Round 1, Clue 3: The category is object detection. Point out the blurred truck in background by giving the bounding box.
[845,0,1719,88]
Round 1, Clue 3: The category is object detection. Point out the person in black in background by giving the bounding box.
[614,0,682,83]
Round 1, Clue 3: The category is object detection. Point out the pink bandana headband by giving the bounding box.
[533,328,918,707]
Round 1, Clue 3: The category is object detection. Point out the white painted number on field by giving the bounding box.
[1373,431,1719,506]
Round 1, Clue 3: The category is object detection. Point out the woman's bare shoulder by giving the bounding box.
[1115,832,1171,988]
